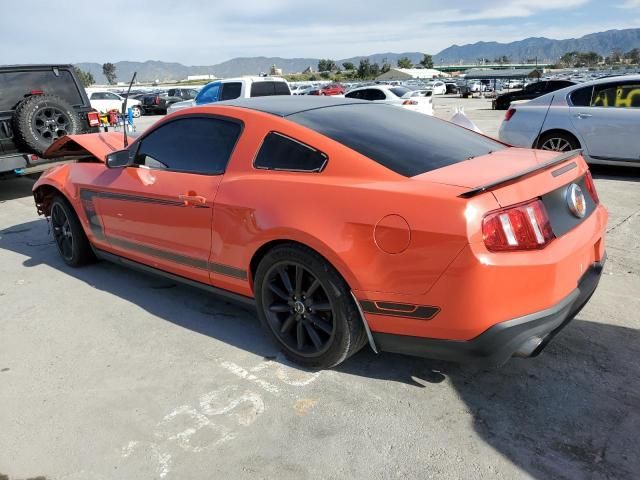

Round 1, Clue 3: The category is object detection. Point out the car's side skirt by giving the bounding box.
[92,247,256,308]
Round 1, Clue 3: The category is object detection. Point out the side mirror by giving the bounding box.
[106,149,132,168]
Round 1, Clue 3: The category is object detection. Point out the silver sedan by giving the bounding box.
[499,75,640,167]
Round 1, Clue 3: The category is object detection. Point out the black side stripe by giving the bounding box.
[210,263,248,280]
[359,300,440,320]
[78,188,246,280]
[109,237,209,270]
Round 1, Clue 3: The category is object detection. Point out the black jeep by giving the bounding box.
[0,64,99,177]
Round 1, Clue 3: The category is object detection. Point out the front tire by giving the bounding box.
[255,245,366,369]
[131,105,142,118]
[50,196,95,267]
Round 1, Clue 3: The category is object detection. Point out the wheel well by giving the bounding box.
[534,129,581,149]
[33,184,66,216]
[249,240,349,289]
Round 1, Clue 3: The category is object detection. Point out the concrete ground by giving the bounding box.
[1,98,639,480]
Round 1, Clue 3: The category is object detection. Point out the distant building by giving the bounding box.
[186,74,218,81]
[302,66,314,74]
[375,68,449,81]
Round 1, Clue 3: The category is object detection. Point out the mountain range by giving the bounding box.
[77,28,640,83]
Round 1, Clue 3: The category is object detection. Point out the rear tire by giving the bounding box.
[131,105,142,118]
[255,244,366,369]
[50,196,95,267]
[536,131,580,152]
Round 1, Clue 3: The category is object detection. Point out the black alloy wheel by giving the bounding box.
[32,106,73,144]
[51,202,74,261]
[48,196,95,267]
[262,261,336,356]
[255,244,366,369]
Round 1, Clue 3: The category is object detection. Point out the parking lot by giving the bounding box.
[1,96,639,480]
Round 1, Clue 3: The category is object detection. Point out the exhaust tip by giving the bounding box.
[513,337,544,358]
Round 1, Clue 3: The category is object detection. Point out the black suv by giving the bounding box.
[0,64,99,176]
[493,80,576,110]
[138,88,198,115]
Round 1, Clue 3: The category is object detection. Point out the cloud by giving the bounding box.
[618,0,640,7]
[0,0,624,64]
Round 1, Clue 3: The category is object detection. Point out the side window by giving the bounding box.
[135,117,242,174]
[345,90,361,99]
[570,86,593,107]
[90,92,104,100]
[220,82,242,101]
[367,89,386,101]
[105,92,121,100]
[254,132,327,172]
[195,82,221,105]
[591,82,640,108]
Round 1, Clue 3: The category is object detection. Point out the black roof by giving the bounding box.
[216,96,371,117]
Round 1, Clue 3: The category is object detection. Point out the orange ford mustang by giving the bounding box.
[33,97,608,369]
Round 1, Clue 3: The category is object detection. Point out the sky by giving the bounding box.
[1,0,639,65]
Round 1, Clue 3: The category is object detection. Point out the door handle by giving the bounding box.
[178,193,207,206]
[575,113,592,119]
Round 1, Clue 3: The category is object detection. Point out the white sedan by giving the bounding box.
[344,85,433,116]
[88,91,142,117]
[499,75,640,167]
[424,80,447,95]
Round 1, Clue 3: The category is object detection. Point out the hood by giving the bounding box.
[43,132,133,161]
[168,99,196,112]
[415,148,558,189]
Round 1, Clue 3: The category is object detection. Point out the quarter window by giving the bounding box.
[135,117,242,174]
[254,132,327,172]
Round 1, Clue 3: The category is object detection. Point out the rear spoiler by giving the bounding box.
[458,149,582,199]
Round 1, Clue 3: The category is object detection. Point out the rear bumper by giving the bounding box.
[372,255,605,367]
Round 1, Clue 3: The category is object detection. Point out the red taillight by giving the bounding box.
[30,89,44,95]
[402,99,418,105]
[154,95,160,105]
[87,111,100,127]
[482,199,555,252]
[504,108,516,121]
[584,170,599,204]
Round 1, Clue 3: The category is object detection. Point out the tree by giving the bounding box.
[419,54,433,68]
[342,62,355,71]
[357,59,371,79]
[624,48,640,64]
[73,67,95,87]
[320,71,331,79]
[397,56,413,69]
[370,62,380,77]
[102,63,117,85]
[317,59,337,72]
[381,62,391,74]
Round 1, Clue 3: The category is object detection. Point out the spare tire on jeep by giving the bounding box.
[13,94,81,155]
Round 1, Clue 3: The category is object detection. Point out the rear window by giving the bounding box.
[0,68,84,111]
[250,81,291,97]
[390,87,411,98]
[288,104,505,177]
